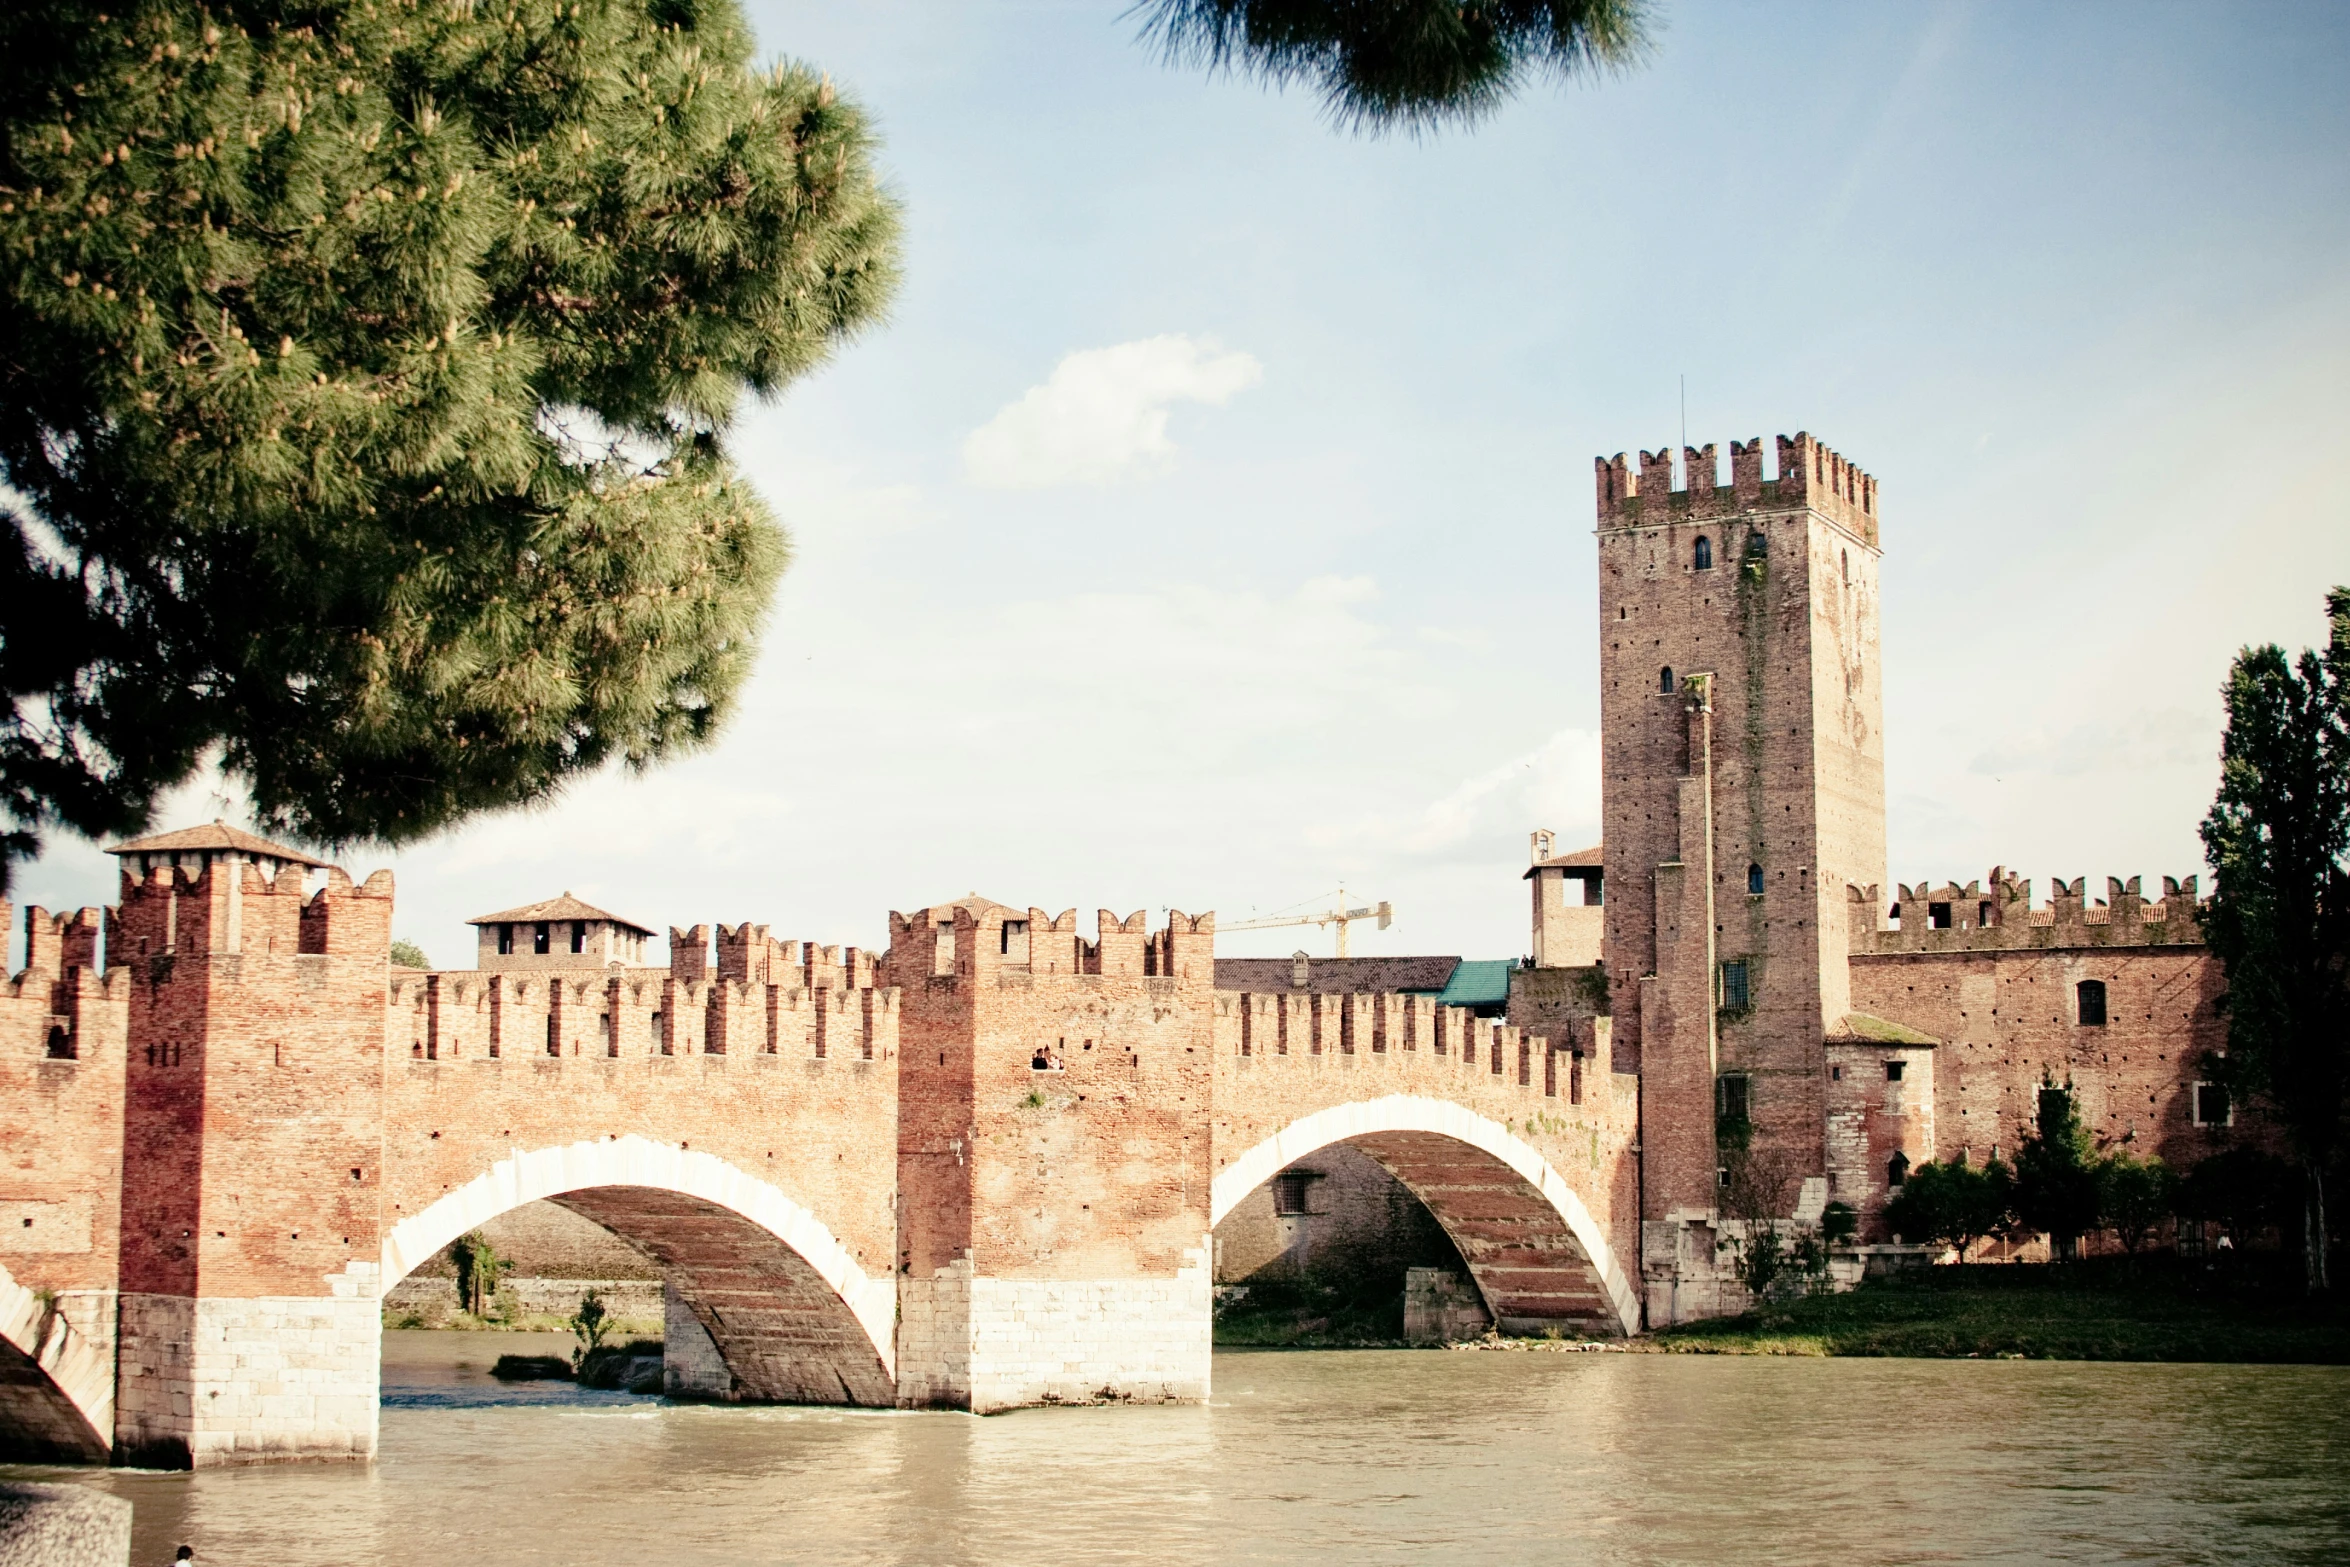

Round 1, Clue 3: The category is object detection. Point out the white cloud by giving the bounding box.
[1312,728,1603,859]
[960,335,1263,489]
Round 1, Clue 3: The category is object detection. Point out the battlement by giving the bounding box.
[1214,989,1613,1103]
[110,857,392,962]
[6,904,105,979]
[883,901,1217,987]
[1848,868,2205,954]
[1594,431,1878,544]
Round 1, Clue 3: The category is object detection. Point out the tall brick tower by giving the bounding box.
[1593,434,1886,1325]
[110,852,393,1465]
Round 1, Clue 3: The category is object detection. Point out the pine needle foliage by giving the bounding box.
[1132,0,1653,135]
[0,0,899,886]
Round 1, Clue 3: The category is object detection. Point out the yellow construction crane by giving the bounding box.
[1220,888,1393,958]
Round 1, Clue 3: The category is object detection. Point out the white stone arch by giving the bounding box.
[1211,1094,1640,1336]
[381,1133,895,1375]
[0,1259,113,1462]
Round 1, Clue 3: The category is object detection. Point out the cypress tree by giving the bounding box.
[0,1,899,884]
[2199,589,2350,1292]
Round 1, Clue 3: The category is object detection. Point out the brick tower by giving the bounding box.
[110,855,393,1465]
[884,899,1216,1411]
[1593,434,1887,1325]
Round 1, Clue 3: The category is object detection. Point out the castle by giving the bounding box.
[0,431,2246,1464]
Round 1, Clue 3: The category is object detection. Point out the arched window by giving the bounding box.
[2076,980,2108,1027]
[1693,536,1713,570]
[1887,1151,1910,1188]
[1747,862,1764,896]
[1659,666,1675,694]
[1745,530,1767,559]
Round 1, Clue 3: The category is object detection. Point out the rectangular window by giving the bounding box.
[1885,1060,1905,1082]
[1000,919,1028,955]
[497,923,514,956]
[533,921,551,956]
[1719,959,1750,1012]
[570,922,586,954]
[2076,979,2108,1027]
[2192,1082,2232,1127]
[1715,1073,1750,1126]
[1928,902,1952,930]
[1273,1171,1314,1216]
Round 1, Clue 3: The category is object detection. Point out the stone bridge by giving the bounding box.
[1,859,1638,1467]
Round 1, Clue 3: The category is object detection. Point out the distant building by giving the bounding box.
[467,892,655,971]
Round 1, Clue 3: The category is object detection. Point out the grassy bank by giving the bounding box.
[1646,1259,2350,1362]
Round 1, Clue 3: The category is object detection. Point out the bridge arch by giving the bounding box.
[0,1262,112,1462]
[383,1135,895,1404]
[1212,1095,1639,1337]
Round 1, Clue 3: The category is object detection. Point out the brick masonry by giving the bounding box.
[0,428,2276,1459]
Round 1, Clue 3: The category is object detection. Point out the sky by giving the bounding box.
[13,0,2350,969]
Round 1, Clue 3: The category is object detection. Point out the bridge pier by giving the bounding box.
[896,1255,1212,1413]
[887,904,1219,1411]
[113,1270,383,1468]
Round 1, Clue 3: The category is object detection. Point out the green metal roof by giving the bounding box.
[1434,959,1516,1012]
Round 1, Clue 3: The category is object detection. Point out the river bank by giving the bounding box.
[1645,1262,2350,1361]
[1216,1259,2350,1362]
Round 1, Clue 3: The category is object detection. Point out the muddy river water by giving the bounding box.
[8,1331,2347,1565]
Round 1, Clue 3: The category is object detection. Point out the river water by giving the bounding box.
[10,1331,2347,1565]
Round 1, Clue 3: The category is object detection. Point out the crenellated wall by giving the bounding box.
[1841,870,2236,1240]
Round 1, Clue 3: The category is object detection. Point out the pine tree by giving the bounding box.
[2199,588,2350,1292]
[0,1,899,886]
[1135,0,1652,134]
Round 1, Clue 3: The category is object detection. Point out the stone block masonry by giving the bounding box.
[116,1267,381,1467]
[897,1259,1212,1412]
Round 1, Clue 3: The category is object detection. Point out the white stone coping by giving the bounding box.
[1210,1094,1640,1336]
[380,1134,894,1375]
[0,1260,113,1454]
